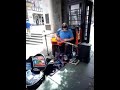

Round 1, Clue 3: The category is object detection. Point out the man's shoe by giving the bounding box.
[69,59,80,65]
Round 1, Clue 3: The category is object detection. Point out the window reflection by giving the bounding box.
[69,4,81,26]
[71,10,79,15]
[71,4,79,10]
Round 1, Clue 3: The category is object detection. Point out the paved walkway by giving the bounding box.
[36,51,94,90]
[26,24,94,90]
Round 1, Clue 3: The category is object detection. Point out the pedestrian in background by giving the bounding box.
[42,17,44,25]
[26,19,31,37]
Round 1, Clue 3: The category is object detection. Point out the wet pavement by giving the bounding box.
[36,50,94,90]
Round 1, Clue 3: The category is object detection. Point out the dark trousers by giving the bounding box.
[52,43,72,59]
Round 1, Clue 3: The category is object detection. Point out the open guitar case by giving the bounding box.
[26,54,48,90]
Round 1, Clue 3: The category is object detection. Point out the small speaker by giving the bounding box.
[78,43,91,63]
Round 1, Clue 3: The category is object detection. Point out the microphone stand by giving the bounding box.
[42,33,55,56]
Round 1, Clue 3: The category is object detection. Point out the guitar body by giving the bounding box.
[51,37,64,46]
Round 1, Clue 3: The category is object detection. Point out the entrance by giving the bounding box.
[62,0,93,43]
[68,3,81,26]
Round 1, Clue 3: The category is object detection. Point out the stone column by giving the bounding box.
[49,0,62,33]
[42,0,62,33]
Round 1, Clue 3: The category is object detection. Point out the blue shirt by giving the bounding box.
[56,28,73,39]
[26,21,31,29]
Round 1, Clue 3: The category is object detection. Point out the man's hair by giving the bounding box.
[75,26,79,30]
[62,23,68,28]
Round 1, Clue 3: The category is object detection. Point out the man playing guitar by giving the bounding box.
[53,23,74,58]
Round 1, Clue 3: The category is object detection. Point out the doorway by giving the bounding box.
[68,3,82,26]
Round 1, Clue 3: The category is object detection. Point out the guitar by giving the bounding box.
[51,37,65,46]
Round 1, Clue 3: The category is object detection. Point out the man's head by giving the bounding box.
[62,23,68,31]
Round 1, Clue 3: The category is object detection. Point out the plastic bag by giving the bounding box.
[26,70,44,86]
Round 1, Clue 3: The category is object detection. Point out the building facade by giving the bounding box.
[26,0,93,43]
[26,0,44,25]
[44,0,93,43]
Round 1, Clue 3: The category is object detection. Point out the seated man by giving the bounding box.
[54,23,74,59]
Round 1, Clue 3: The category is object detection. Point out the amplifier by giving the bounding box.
[78,43,91,63]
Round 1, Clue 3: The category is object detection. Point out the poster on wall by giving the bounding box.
[26,2,32,10]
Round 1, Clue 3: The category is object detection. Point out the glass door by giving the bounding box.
[69,3,82,26]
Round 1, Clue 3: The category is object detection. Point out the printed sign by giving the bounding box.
[32,56,46,67]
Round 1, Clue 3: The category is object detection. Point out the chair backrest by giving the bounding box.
[71,28,77,44]
[71,26,81,45]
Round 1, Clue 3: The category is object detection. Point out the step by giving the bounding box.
[26,43,39,45]
[26,39,43,43]
[26,37,43,40]
[26,35,43,38]
[26,33,42,36]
